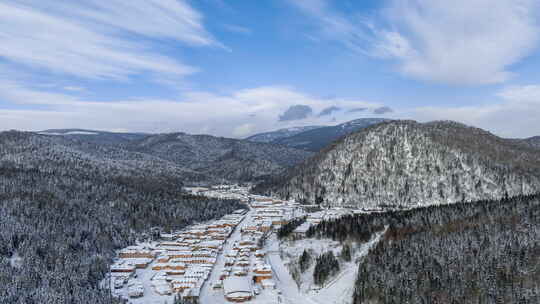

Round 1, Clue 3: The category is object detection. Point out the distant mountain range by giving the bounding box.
[121,132,312,182]
[33,129,313,183]
[245,126,323,143]
[254,120,540,209]
[246,118,390,151]
[38,128,148,145]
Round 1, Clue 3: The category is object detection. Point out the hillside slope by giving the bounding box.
[256,120,540,209]
[524,136,540,149]
[39,128,148,145]
[305,194,540,303]
[0,131,244,303]
[124,132,313,182]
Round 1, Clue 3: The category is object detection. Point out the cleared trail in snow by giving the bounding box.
[267,227,387,304]
[266,236,318,304]
[309,227,388,304]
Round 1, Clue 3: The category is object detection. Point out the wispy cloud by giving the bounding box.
[0,82,383,137]
[411,84,540,137]
[289,0,369,54]
[290,0,540,85]
[0,0,216,81]
[63,86,86,92]
[373,106,393,114]
[223,24,252,35]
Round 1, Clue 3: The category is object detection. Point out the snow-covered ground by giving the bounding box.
[200,209,282,304]
[106,242,176,304]
[305,229,387,304]
[9,251,22,269]
[279,237,342,293]
[266,235,318,304]
[270,228,387,304]
[103,185,386,304]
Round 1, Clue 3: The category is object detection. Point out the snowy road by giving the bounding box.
[199,211,248,304]
[199,209,282,304]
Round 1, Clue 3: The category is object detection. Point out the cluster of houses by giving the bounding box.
[109,211,246,301]
[215,214,278,302]
[109,185,359,303]
[184,184,251,201]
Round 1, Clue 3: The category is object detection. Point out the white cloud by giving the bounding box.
[411,85,540,137]
[496,85,540,104]
[0,0,215,80]
[223,24,252,35]
[0,82,384,137]
[233,124,255,137]
[291,0,540,85]
[289,0,368,54]
[2,79,538,139]
[63,86,86,92]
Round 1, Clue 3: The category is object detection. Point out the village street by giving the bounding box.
[106,185,308,304]
[200,208,283,304]
[198,209,248,304]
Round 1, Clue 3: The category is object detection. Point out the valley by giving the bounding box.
[2,119,540,304]
[105,185,380,304]
[4,2,540,303]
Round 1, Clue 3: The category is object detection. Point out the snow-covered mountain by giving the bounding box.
[245,126,324,143]
[247,118,389,151]
[273,118,390,151]
[33,130,313,183]
[123,132,313,182]
[38,128,148,145]
[255,120,540,209]
[524,136,540,149]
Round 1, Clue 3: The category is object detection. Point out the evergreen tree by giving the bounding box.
[299,249,312,272]
[341,243,352,262]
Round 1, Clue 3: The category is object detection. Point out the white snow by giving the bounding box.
[269,227,388,304]
[9,251,22,269]
[38,131,99,136]
[304,228,387,304]
[265,236,318,304]
[103,185,386,304]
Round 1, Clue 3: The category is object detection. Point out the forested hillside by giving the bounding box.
[0,131,245,304]
[124,132,312,182]
[306,194,540,303]
[39,129,148,146]
[35,130,313,183]
[524,136,540,149]
[256,120,540,209]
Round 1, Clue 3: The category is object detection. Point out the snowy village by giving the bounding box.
[105,185,359,304]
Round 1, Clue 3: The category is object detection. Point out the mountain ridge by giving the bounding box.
[247,118,390,151]
[245,125,324,143]
[30,129,313,183]
[254,120,540,209]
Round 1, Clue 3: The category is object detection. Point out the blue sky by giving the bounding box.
[1,0,540,138]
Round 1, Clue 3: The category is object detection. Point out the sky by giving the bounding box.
[1,0,540,138]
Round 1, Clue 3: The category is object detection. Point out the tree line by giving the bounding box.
[305,193,540,303]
